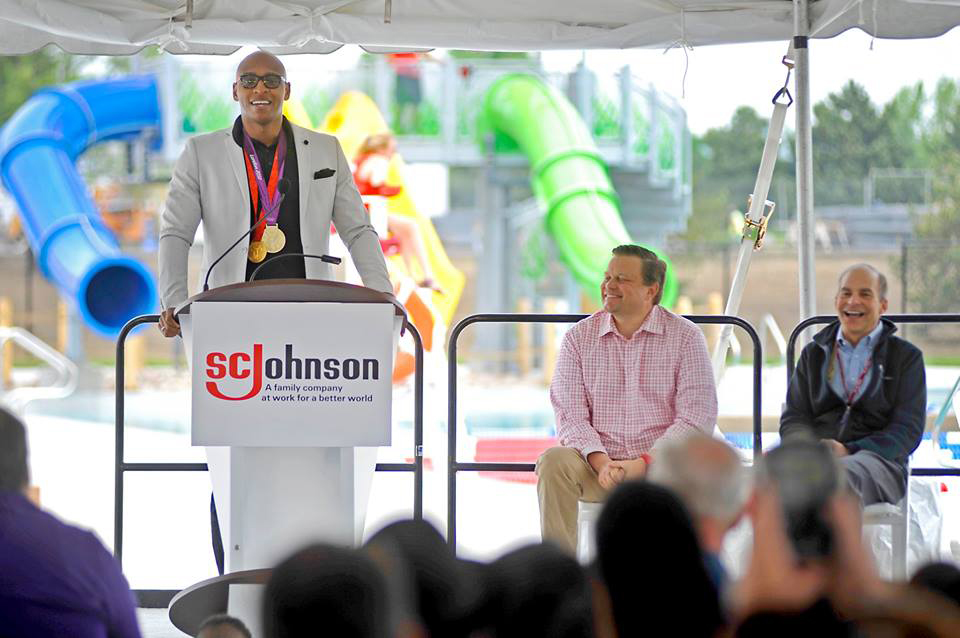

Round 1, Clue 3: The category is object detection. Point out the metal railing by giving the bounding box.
[114,314,425,606]
[0,326,78,411]
[786,314,960,477]
[446,313,762,550]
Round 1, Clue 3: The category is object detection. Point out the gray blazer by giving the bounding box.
[158,122,392,308]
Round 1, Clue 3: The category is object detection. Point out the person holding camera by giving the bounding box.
[732,457,960,637]
[780,264,925,506]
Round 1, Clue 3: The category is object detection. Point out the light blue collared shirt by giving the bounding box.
[830,320,884,403]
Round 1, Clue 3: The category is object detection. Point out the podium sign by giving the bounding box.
[191,301,394,446]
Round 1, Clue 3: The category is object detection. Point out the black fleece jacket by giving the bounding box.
[780,318,925,472]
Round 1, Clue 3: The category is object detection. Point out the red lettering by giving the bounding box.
[229,352,251,379]
[206,352,227,379]
[206,344,263,400]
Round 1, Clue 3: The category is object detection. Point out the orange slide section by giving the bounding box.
[284,93,464,382]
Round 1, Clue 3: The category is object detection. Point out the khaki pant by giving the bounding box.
[536,446,606,554]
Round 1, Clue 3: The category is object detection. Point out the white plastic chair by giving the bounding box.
[576,500,603,563]
[862,458,911,580]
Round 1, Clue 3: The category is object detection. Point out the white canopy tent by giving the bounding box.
[3,0,960,320]
[2,0,959,54]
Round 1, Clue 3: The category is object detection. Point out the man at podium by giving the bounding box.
[155,51,395,577]
[157,51,392,337]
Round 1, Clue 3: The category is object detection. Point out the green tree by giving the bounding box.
[686,106,794,240]
[902,78,960,313]
[812,81,886,205]
[874,82,927,203]
[811,80,926,205]
[924,78,960,157]
[0,47,86,125]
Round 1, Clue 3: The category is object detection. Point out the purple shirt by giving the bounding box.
[0,492,142,638]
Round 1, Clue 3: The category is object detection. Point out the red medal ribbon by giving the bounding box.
[243,134,284,242]
[834,344,872,408]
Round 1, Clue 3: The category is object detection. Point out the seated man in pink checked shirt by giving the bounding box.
[536,244,718,553]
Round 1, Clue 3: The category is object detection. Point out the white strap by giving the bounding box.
[712,45,794,382]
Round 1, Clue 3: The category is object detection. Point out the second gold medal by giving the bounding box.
[262,225,286,253]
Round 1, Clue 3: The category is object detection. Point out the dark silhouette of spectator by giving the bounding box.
[732,472,960,638]
[262,544,390,638]
[0,408,142,638]
[595,481,724,638]
[197,613,252,638]
[483,543,593,638]
[910,561,960,607]
[365,519,486,637]
[362,533,425,638]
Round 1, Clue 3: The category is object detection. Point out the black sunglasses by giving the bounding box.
[238,73,286,90]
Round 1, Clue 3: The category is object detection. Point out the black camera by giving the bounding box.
[757,439,843,559]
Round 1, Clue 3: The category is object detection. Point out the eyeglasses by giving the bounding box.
[238,73,286,90]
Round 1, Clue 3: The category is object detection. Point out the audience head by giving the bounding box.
[596,481,723,637]
[0,407,29,493]
[835,263,888,343]
[196,614,252,638]
[484,543,593,638]
[365,519,486,638]
[262,543,390,638]
[910,561,960,607]
[362,533,422,637]
[603,245,667,320]
[648,434,748,551]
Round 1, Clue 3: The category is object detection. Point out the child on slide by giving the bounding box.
[353,132,443,294]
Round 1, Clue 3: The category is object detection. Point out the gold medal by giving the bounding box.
[248,240,267,263]
[262,225,286,253]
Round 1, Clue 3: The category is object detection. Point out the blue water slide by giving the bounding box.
[0,75,160,337]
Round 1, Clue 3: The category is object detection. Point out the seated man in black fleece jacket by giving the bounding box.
[780,264,925,505]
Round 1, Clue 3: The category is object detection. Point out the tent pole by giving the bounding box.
[794,0,816,327]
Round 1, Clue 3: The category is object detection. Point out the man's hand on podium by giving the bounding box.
[158,308,181,337]
[386,292,408,336]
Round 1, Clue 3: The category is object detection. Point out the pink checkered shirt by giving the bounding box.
[550,305,718,460]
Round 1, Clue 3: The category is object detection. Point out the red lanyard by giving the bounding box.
[834,344,871,406]
[243,141,282,242]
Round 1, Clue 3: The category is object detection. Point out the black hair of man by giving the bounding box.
[837,263,888,301]
[262,543,390,638]
[611,244,667,304]
[596,481,724,638]
[484,543,593,638]
[197,613,252,638]
[0,407,29,492]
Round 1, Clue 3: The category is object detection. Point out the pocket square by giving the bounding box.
[314,169,336,179]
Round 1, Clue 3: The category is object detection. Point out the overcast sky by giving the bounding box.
[542,27,960,134]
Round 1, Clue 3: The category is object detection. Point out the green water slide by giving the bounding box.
[480,74,678,308]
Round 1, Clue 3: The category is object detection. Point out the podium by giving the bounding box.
[172,279,405,633]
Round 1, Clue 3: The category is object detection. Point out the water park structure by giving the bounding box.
[0,54,691,374]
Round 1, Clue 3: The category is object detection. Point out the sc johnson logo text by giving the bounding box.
[205,344,380,401]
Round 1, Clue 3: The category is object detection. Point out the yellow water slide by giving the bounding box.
[283,93,465,327]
